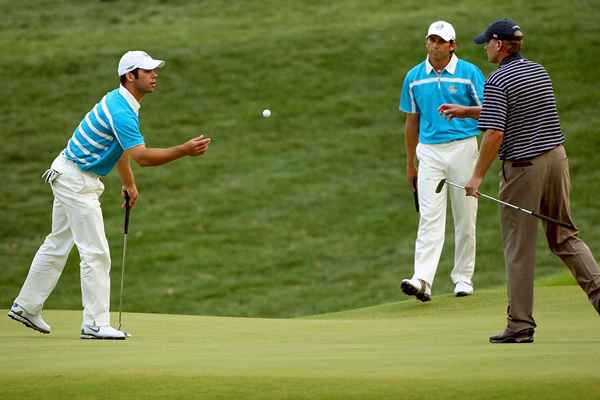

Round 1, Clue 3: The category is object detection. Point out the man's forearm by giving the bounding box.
[404,115,419,167]
[130,145,186,167]
[465,106,481,119]
[117,154,135,187]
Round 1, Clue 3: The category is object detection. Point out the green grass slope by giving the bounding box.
[1,0,600,317]
[2,286,600,399]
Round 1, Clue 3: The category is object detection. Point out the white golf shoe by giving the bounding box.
[454,281,474,297]
[8,303,51,334]
[401,278,432,302]
[80,325,127,340]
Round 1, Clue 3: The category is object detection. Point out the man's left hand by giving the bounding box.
[122,186,139,208]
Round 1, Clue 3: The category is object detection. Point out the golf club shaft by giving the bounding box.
[118,191,131,331]
[118,234,127,330]
[444,180,576,230]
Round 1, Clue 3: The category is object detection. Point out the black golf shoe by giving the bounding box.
[489,328,534,344]
[401,278,431,302]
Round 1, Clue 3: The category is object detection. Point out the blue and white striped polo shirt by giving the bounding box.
[400,54,485,144]
[63,86,145,176]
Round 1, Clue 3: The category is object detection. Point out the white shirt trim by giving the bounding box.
[425,54,459,75]
[119,85,141,115]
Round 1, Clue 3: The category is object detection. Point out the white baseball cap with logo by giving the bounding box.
[117,51,165,76]
[426,20,456,42]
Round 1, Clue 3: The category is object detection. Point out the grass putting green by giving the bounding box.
[2,285,599,399]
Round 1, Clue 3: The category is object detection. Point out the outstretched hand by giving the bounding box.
[183,135,212,156]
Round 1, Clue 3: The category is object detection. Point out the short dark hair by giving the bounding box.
[119,68,139,85]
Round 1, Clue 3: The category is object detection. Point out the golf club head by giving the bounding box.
[435,179,447,194]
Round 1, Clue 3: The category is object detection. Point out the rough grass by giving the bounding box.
[1,0,599,318]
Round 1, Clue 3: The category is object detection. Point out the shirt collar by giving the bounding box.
[426,53,459,75]
[499,52,523,67]
[119,85,141,115]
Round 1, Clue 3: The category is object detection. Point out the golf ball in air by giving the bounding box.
[262,109,271,118]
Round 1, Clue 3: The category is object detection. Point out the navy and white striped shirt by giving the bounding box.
[63,86,145,176]
[478,54,564,160]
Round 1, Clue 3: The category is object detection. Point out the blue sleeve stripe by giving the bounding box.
[88,109,112,135]
[93,103,110,130]
[410,77,475,88]
[72,136,101,160]
[100,96,127,149]
[408,87,417,112]
[65,145,89,165]
[84,113,113,142]
[77,124,108,150]
[469,82,482,106]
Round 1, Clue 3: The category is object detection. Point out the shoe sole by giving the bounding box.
[401,281,431,303]
[455,291,473,297]
[80,333,126,340]
[8,311,50,334]
[489,336,534,344]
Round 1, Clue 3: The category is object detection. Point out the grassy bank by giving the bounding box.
[1,0,599,317]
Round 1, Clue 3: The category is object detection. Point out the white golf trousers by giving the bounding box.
[413,137,478,288]
[15,154,111,327]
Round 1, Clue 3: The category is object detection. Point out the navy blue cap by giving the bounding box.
[474,19,524,44]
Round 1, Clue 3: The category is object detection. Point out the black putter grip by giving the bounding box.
[123,191,131,234]
[412,177,419,213]
[532,212,575,230]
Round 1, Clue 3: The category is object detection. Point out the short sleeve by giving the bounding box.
[111,112,145,150]
[470,67,485,106]
[400,73,419,114]
[478,83,508,132]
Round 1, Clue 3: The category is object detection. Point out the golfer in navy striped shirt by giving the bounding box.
[441,19,600,344]
[9,51,212,340]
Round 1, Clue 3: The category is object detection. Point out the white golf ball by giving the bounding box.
[262,109,271,118]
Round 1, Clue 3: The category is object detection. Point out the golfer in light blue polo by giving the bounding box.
[8,51,212,340]
[399,21,485,302]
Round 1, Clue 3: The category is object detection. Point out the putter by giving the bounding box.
[118,191,132,336]
[412,176,419,213]
[435,179,576,230]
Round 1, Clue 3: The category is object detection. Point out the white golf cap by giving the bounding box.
[117,51,165,76]
[426,20,456,42]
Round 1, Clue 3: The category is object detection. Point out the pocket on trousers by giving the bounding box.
[54,170,86,193]
[503,164,530,185]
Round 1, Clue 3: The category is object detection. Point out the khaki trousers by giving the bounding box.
[500,145,600,332]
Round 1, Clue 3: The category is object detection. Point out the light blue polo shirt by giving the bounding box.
[63,86,145,176]
[399,55,485,144]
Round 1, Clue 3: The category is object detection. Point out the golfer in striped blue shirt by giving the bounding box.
[9,51,212,340]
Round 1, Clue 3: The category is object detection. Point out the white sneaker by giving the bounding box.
[454,281,474,297]
[80,325,127,340]
[401,278,432,302]
[8,303,51,334]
